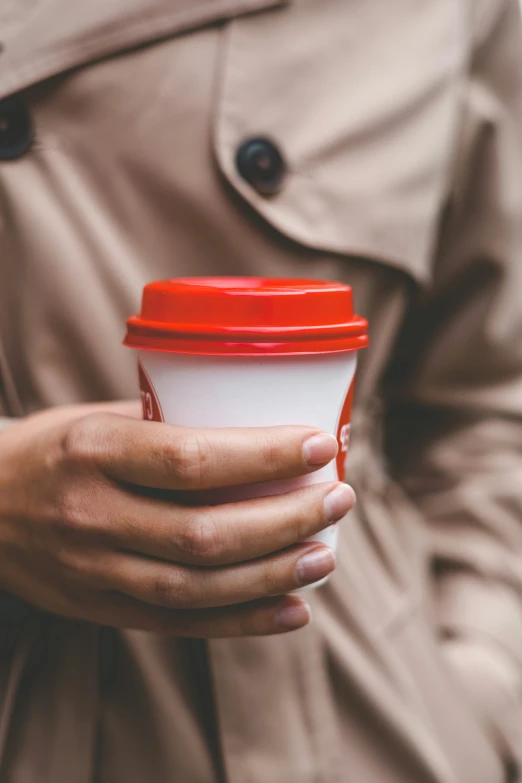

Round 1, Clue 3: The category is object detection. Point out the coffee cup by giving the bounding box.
[125,277,368,583]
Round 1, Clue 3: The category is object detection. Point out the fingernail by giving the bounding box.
[296,547,336,585]
[303,433,338,466]
[324,484,355,523]
[275,599,312,630]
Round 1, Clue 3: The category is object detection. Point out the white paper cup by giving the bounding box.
[125,277,368,586]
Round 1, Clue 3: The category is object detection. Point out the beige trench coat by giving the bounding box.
[1,1,522,781]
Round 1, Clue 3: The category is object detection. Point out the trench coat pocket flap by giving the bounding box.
[0,0,288,101]
[214,2,465,286]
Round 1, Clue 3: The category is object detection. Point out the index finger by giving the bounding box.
[76,413,338,490]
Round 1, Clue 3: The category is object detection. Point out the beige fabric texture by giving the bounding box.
[1,1,522,781]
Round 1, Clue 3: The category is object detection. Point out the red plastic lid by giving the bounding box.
[124,277,369,356]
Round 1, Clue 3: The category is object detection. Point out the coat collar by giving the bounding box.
[0,0,288,100]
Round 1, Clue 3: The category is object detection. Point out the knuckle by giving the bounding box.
[260,558,284,596]
[60,414,109,468]
[260,433,289,474]
[54,481,106,546]
[50,539,94,588]
[264,494,316,547]
[282,486,331,543]
[290,508,311,542]
[162,434,210,488]
[178,510,225,562]
[292,494,323,541]
[153,569,194,608]
[56,484,90,534]
[52,540,79,572]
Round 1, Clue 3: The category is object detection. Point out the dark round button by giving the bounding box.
[0,95,33,161]
[235,137,286,196]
